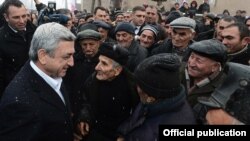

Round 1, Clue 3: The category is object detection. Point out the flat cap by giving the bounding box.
[77,29,101,41]
[93,20,111,30]
[189,39,227,65]
[170,17,196,30]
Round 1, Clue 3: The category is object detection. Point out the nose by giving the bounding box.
[68,56,74,67]
[95,62,101,71]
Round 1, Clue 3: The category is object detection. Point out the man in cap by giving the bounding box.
[93,20,115,43]
[138,24,159,55]
[221,22,250,65]
[64,29,102,116]
[198,62,250,125]
[117,53,196,141]
[115,22,148,72]
[75,43,139,141]
[183,39,228,118]
[151,17,196,62]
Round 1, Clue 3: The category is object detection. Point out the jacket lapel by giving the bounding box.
[26,63,68,112]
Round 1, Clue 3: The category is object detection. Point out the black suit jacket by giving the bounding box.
[0,61,73,141]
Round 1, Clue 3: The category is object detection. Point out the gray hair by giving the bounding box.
[29,22,76,61]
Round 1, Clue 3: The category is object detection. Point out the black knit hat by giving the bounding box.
[115,22,135,35]
[99,43,129,66]
[189,39,227,66]
[134,53,182,99]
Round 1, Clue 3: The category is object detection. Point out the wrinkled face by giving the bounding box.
[41,41,75,78]
[188,52,219,82]
[98,27,109,42]
[222,26,248,54]
[139,30,155,48]
[79,39,100,58]
[216,19,235,41]
[116,31,134,48]
[95,55,121,81]
[171,28,194,49]
[94,9,107,21]
[206,109,241,125]
[145,7,158,24]
[132,10,146,26]
[4,5,27,31]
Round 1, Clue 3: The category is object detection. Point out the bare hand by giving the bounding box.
[76,121,90,136]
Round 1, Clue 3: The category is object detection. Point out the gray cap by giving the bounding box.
[189,39,227,65]
[77,29,101,41]
[170,17,196,30]
[93,20,111,30]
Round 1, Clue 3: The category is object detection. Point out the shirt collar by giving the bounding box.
[30,61,62,91]
[8,24,26,33]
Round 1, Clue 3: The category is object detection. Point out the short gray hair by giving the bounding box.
[29,22,76,61]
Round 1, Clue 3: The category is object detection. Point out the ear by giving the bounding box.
[242,37,250,45]
[211,62,221,72]
[191,31,196,39]
[3,13,8,22]
[114,66,123,76]
[37,49,48,65]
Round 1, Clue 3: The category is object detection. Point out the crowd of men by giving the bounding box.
[0,0,250,141]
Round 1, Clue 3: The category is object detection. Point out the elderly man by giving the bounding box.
[184,39,228,109]
[117,53,196,141]
[0,22,76,140]
[75,43,139,141]
[221,22,250,65]
[0,0,36,96]
[138,24,159,54]
[115,22,148,72]
[151,17,196,61]
[198,62,250,125]
[64,29,102,115]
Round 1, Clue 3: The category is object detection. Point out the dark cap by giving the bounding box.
[115,22,135,35]
[165,11,182,24]
[189,39,227,65]
[77,29,101,41]
[99,43,129,66]
[205,13,215,21]
[170,17,196,30]
[198,62,250,124]
[93,20,111,30]
[78,23,98,32]
[134,53,183,99]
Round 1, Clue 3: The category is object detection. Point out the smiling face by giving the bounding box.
[38,41,75,78]
[139,30,155,48]
[188,52,219,83]
[4,5,27,31]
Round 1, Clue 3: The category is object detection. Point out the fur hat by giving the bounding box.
[134,53,183,99]
[99,43,129,66]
